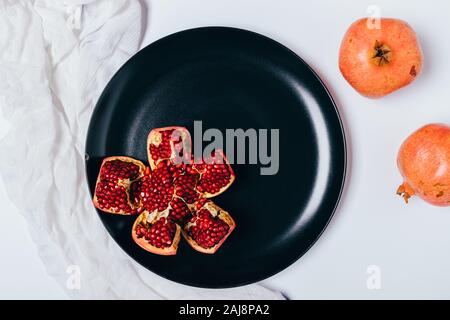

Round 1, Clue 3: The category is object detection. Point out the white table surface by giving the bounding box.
[1,0,450,299]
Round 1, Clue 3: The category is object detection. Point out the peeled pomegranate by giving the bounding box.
[397,124,450,206]
[93,156,146,215]
[132,210,181,255]
[93,126,237,255]
[182,199,235,254]
[339,18,423,98]
[147,126,191,170]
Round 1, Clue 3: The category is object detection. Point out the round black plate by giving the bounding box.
[85,27,346,288]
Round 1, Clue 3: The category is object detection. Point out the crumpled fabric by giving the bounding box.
[0,0,284,299]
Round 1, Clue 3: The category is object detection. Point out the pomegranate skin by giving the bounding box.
[339,18,423,98]
[397,124,450,206]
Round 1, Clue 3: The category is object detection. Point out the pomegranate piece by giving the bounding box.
[191,150,235,198]
[147,126,192,170]
[397,124,450,206]
[93,156,146,215]
[132,211,181,255]
[182,200,235,254]
[168,196,193,224]
[134,161,194,224]
[140,161,175,213]
[129,178,143,210]
[174,171,201,204]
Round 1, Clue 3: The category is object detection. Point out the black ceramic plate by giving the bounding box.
[86,27,346,288]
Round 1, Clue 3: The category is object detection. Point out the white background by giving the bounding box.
[1,0,450,299]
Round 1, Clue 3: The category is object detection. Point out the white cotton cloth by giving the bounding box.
[0,0,284,299]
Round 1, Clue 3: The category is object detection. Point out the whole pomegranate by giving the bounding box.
[397,124,450,206]
[339,18,423,98]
